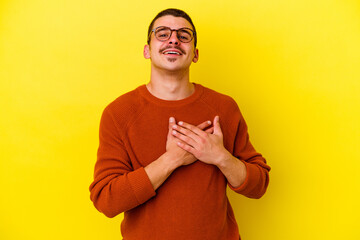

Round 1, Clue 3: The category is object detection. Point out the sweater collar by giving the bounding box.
[137,82,204,107]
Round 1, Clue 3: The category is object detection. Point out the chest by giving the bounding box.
[123,107,219,167]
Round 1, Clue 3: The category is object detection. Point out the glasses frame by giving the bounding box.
[148,26,196,44]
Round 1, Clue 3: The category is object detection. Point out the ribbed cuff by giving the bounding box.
[128,167,156,204]
[228,160,257,193]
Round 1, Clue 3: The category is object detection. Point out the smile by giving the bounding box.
[162,49,183,55]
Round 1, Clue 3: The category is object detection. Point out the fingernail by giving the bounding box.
[169,117,174,122]
[207,120,211,124]
[172,130,177,135]
[179,121,183,125]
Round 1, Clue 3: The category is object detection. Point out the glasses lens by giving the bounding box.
[155,27,171,41]
[154,27,194,43]
[177,29,193,43]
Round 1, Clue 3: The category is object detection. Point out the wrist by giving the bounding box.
[162,151,182,170]
[215,151,247,188]
[215,150,235,169]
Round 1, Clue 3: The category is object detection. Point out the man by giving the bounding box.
[89,8,270,240]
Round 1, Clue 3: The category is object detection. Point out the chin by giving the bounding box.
[153,61,191,72]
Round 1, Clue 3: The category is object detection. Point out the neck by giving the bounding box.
[147,68,194,101]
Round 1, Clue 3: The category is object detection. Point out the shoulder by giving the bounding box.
[198,84,240,113]
[101,85,146,128]
[107,86,141,108]
[198,84,246,139]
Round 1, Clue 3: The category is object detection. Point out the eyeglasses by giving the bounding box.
[148,26,196,43]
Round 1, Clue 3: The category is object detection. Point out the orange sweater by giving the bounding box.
[89,83,270,240]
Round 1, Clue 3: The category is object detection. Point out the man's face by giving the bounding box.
[144,15,199,73]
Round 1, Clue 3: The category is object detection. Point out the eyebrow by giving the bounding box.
[155,26,194,31]
[156,26,168,29]
[178,29,192,34]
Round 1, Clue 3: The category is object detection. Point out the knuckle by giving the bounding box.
[200,132,208,138]
[182,144,190,151]
[178,134,185,141]
[188,125,195,131]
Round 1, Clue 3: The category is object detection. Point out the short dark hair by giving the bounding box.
[147,8,197,47]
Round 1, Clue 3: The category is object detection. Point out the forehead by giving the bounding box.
[153,15,193,30]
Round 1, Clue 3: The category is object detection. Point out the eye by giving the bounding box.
[177,29,192,41]
[179,35,189,40]
[156,28,171,39]
[178,33,191,41]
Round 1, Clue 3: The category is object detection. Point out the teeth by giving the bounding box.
[164,51,180,55]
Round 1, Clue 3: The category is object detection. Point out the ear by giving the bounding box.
[192,48,199,63]
[144,45,151,59]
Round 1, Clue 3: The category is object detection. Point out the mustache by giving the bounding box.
[159,46,185,55]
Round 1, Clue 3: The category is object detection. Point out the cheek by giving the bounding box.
[186,50,195,60]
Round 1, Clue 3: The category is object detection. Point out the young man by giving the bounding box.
[89,8,270,240]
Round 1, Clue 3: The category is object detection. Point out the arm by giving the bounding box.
[215,152,247,189]
[225,109,271,199]
[172,111,270,199]
[89,107,155,218]
[144,117,194,190]
[89,110,212,218]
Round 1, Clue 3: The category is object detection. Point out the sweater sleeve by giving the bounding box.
[89,107,156,218]
[227,103,271,199]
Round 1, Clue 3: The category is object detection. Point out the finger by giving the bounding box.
[205,126,214,134]
[172,124,203,144]
[213,115,223,136]
[171,129,198,148]
[167,117,176,138]
[196,120,212,130]
[176,141,196,155]
[169,117,176,128]
[177,121,208,138]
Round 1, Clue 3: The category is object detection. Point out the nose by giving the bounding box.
[168,30,180,45]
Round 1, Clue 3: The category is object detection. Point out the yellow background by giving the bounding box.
[1,0,359,239]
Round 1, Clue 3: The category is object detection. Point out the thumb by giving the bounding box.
[213,115,222,135]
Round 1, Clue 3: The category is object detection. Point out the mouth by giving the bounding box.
[163,51,181,55]
[162,49,183,56]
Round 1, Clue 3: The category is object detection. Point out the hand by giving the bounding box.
[171,116,230,166]
[166,117,214,166]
